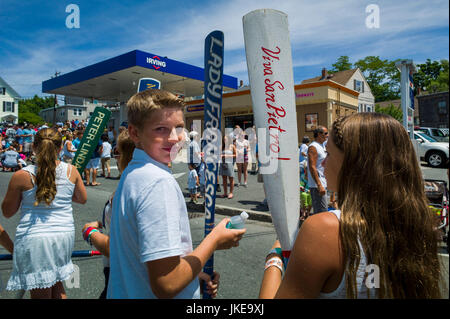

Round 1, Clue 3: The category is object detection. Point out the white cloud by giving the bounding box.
[2,0,448,98]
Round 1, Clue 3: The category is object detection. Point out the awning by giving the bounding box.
[42,50,238,101]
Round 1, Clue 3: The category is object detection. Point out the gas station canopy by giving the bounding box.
[42,50,238,101]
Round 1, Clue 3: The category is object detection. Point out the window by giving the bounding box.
[354,80,364,93]
[438,101,447,114]
[431,129,445,137]
[73,108,83,116]
[1,87,5,95]
[366,105,372,112]
[2,101,14,112]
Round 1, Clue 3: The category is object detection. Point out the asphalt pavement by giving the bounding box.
[0,155,448,299]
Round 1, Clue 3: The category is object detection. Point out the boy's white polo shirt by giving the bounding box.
[107,148,200,299]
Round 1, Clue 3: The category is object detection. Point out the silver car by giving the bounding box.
[413,131,449,168]
[417,127,449,142]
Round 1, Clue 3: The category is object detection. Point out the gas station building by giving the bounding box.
[42,49,360,144]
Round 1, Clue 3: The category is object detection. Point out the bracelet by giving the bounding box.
[82,227,96,241]
[264,257,284,276]
[83,227,99,244]
[267,247,282,258]
[87,229,99,245]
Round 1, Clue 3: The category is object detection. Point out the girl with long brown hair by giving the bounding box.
[259,113,442,299]
[81,129,135,298]
[2,128,87,299]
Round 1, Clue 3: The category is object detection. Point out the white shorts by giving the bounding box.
[86,157,101,169]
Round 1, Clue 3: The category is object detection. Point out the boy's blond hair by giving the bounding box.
[127,89,185,130]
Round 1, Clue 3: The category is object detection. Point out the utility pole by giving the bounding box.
[52,71,61,126]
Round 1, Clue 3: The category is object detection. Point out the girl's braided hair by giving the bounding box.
[330,112,441,299]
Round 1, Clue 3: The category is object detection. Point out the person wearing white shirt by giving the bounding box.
[100,135,112,178]
[307,126,328,214]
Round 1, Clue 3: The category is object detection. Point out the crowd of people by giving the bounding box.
[186,125,258,202]
[0,89,444,299]
[0,121,124,183]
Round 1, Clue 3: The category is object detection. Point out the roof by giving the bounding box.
[0,76,21,99]
[301,68,358,86]
[416,91,449,99]
[42,50,238,101]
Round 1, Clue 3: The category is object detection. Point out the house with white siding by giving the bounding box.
[302,68,375,113]
[0,76,21,124]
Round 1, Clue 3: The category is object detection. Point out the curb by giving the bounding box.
[186,201,272,223]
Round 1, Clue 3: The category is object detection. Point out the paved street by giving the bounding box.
[0,156,448,299]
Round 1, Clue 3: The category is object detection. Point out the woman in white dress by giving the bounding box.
[2,128,87,299]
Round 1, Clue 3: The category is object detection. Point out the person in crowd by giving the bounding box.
[106,89,245,299]
[188,163,199,203]
[307,126,328,214]
[22,125,34,161]
[15,124,24,153]
[72,130,83,150]
[2,128,87,299]
[219,134,236,199]
[5,124,16,148]
[299,135,310,166]
[235,130,250,187]
[81,129,135,299]
[248,125,258,174]
[299,159,311,221]
[100,134,112,179]
[1,145,22,172]
[187,131,202,173]
[107,126,116,145]
[197,159,206,199]
[62,132,77,164]
[258,113,442,299]
[84,139,103,186]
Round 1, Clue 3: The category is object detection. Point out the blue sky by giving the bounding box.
[0,0,448,99]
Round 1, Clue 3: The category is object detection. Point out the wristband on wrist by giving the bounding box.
[87,229,99,245]
[264,257,284,276]
[82,227,95,241]
[267,247,282,257]
[83,227,99,244]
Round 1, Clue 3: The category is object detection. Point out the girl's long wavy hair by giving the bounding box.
[332,113,441,299]
[33,128,63,206]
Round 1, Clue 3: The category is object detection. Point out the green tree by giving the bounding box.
[329,56,353,73]
[19,112,45,125]
[413,59,449,93]
[375,104,403,122]
[18,95,55,124]
[354,56,401,102]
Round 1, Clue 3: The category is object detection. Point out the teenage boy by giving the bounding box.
[107,89,246,299]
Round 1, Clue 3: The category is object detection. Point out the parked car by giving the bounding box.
[413,131,449,168]
[416,127,449,142]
